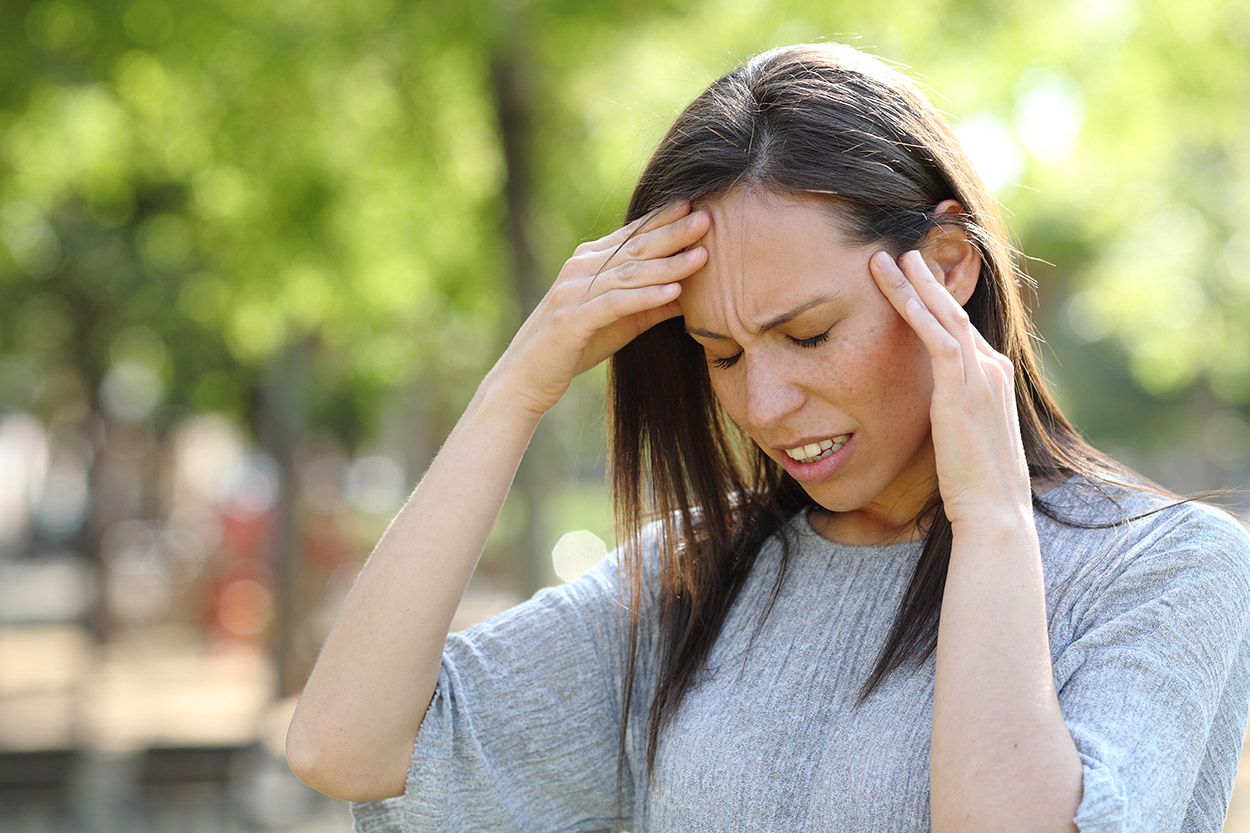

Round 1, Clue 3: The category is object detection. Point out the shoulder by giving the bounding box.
[1037,477,1250,629]
[1037,475,1250,561]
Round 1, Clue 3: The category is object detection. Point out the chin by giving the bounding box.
[798,483,876,515]
[797,466,917,516]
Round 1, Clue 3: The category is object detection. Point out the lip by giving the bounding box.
[777,433,854,484]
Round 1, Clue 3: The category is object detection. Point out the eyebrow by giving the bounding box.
[684,294,841,340]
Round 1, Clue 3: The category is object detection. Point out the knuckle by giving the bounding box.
[618,260,638,282]
[665,254,690,277]
[573,240,595,256]
[561,253,593,278]
[938,337,962,360]
[977,359,1002,382]
[988,362,1015,389]
[550,280,581,306]
[590,252,614,275]
[624,236,645,259]
[603,288,632,313]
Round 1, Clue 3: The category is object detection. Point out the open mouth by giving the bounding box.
[782,434,850,464]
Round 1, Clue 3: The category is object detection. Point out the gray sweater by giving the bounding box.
[351,479,1250,832]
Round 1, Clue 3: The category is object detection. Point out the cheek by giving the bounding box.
[710,377,753,436]
[839,317,934,424]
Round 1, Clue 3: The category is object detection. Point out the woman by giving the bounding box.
[286,43,1250,832]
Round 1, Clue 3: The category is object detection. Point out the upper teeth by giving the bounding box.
[784,434,849,462]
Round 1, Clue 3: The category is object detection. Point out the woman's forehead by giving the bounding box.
[682,190,874,329]
[693,190,862,269]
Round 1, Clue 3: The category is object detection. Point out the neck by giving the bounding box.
[811,501,935,547]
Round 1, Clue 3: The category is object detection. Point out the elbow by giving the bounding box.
[285,717,408,803]
[284,721,355,800]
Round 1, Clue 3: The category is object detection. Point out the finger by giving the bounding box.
[571,289,684,373]
[600,208,709,271]
[587,201,693,253]
[596,244,707,290]
[968,323,1008,367]
[870,252,966,386]
[969,325,1018,409]
[629,297,684,332]
[900,296,967,388]
[607,297,684,348]
[897,251,978,348]
[579,282,684,335]
[870,249,924,315]
[893,251,983,384]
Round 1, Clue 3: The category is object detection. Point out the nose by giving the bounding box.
[743,350,806,430]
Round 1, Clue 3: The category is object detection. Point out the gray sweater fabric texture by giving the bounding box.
[351,479,1250,832]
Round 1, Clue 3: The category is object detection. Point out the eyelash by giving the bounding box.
[793,330,830,349]
[708,329,831,370]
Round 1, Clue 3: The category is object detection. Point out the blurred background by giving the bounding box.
[1,0,1248,829]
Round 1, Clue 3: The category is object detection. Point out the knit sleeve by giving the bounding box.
[349,544,653,833]
[1051,503,1250,833]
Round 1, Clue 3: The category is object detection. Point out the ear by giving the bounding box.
[919,199,980,306]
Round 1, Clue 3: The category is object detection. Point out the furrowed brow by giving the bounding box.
[685,294,839,340]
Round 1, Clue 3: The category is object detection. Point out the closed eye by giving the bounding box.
[791,329,830,348]
[707,328,829,369]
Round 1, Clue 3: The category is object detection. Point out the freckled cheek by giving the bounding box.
[882,323,932,387]
[836,324,934,428]
[881,329,935,430]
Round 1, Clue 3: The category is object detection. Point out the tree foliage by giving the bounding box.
[3,0,1248,473]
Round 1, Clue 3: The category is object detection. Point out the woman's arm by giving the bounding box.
[285,375,543,802]
[870,245,1081,833]
[285,202,709,802]
[933,516,1081,832]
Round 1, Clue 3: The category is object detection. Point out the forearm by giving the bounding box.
[930,510,1082,832]
[286,369,543,802]
[285,203,704,802]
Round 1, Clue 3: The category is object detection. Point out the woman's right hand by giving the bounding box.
[287,203,707,803]
[490,201,709,417]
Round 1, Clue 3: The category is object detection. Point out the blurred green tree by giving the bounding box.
[1,0,1248,672]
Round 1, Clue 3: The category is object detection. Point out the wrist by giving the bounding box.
[947,501,1035,541]
[472,366,551,428]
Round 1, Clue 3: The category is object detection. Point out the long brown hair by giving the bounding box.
[608,43,1135,780]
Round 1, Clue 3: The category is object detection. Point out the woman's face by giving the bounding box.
[680,189,938,542]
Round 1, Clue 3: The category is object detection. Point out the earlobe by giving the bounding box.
[922,199,980,307]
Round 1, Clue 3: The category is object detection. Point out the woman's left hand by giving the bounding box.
[868,250,1032,528]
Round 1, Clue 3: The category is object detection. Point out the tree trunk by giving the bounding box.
[491,27,553,596]
[262,340,306,697]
